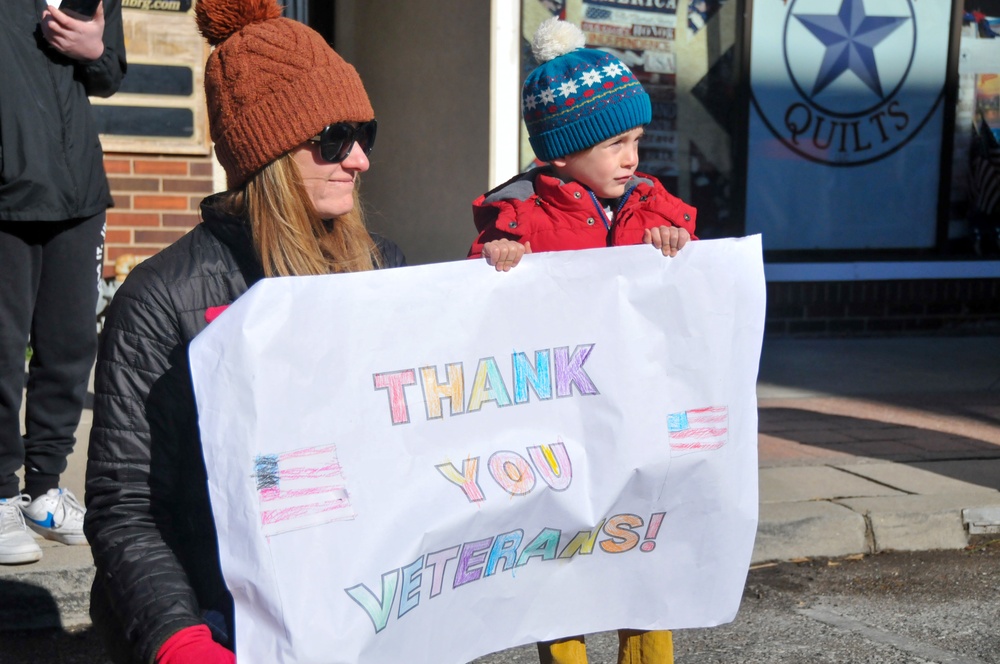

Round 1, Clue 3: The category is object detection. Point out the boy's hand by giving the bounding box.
[482,239,531,272]
[41,2,106,62]
[643,226,690,257]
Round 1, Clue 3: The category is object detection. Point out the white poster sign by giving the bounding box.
[746,0,951,250]
[189,237,765,664]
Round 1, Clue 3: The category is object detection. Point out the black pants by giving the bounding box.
[0,213,105,499]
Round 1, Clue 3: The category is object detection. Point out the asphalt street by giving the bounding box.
[4,540,998,664]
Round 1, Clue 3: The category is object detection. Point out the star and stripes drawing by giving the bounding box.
[667,406,729,456]
[253,444,355,537]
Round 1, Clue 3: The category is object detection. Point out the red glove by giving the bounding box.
[156,624,235,664]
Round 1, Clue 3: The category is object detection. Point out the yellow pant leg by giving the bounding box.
[537,635,588,664]
[617,629,674,664]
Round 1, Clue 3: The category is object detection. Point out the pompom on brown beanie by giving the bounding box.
[196,0,374,188]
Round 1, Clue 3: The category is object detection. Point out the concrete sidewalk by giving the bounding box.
[754,336,1000,563]
[2,335,1000,631]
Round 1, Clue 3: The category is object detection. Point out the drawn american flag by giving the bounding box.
[253,444,355,537]
[667,406,729,456]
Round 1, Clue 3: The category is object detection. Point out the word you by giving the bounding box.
[437,442,573,503]
[373,344,599,425]
[345,512,666,634]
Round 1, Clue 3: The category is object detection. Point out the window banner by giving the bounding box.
[190,238,765,664]
[569,0,681,183]
[745,0,952,250]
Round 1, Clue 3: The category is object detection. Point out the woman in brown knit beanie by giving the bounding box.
[83,1,405,662]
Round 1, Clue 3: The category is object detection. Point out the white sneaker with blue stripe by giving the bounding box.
[21,488,87,546]
[0,495,43,564]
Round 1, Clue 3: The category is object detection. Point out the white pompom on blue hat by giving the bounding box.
[522,17,651,161]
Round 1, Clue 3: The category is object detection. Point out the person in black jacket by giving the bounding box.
[83,0,406,662]
[0,0,125,565]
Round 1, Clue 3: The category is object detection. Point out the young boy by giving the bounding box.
[468,17,695,273]
[468,16,696,664]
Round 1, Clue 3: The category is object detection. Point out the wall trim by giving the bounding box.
[489,0,521,189]
[765,261,1000,282]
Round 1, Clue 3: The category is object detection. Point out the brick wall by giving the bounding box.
[102,153,216,278]
[766,278,1000,337]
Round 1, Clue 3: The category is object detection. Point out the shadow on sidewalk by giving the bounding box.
[873,392,1000,430]
[0,580,108,663]
[759,405,1000,490]
[0,579,61,629]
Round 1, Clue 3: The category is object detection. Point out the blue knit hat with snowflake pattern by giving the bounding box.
[522,18,651,162]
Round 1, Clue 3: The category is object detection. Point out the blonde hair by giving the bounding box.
[220,153,382,277]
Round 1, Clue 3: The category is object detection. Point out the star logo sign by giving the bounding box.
[747,0,947,167]
[794,0,909,98]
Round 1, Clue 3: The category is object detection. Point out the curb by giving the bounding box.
[753,494,998,564]
[752,461,1000,564]
[7,487,1000,632]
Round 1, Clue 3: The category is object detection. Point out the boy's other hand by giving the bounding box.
[41,2,106,62]
[482,239,531,272]
[643,226,690,257]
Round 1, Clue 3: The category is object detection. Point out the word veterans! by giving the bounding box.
[345,511,667,634]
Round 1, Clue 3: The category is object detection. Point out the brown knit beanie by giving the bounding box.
[196,0,374,188]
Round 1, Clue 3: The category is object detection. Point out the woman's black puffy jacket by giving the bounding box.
[84,195,405,663]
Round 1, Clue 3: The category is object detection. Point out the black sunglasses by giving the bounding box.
[306,120,377,164]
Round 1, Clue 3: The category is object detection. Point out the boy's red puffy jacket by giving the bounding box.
[468,167,697,258]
